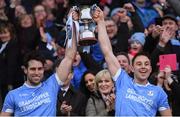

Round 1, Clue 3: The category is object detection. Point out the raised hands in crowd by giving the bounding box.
[0,0,180,116]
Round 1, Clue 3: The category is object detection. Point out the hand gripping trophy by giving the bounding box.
[73,4,98,46]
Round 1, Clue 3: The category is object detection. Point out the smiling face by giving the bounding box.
[97,74,114,95]
[34,5,47,21]
[84,73,96,92]
[105,19,117,39]
[132,55,152,84]
[130,40,143,53]
[0,28,11,42]
[116,54,130,72]
[20,15,33,28]
[24,60,44,86]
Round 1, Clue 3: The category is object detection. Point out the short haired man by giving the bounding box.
[151,14,180,116]
[151,14,179,72]
[115,52,131,74]
[56,70,86,116]
[91,7,172,116]
[0,19,77,116]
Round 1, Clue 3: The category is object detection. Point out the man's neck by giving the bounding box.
[133,78,149,86]
[24,82,42,88]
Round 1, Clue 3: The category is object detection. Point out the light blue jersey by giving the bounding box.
[113,69,170,116]
[2,73,62,116]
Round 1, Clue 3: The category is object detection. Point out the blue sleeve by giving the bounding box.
[113,69,132,91]
[2,92,14,113]
[157,88,170,111]
[45,73,61,94]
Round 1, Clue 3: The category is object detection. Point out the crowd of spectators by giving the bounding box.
[0,0,180,116]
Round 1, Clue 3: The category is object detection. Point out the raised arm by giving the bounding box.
[92,7,120,76]
[56,22,77,82]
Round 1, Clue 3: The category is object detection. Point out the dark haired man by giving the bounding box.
[90,7,172,116]
[115,52,131,74]
[0,20,77,116]
[151,14,180,116]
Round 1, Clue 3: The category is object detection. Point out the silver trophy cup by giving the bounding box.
[78,5,97,46]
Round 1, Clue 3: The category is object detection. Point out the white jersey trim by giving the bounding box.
[159,107,168,111]
[113,68,122,82]
[24,82,42,88]
[5,109,13,113]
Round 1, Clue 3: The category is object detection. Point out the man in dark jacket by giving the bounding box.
[151,14,180,77]
[151,14,180,116]
[56,70,87,116]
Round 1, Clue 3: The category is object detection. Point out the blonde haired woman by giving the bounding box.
[86,69,115,116]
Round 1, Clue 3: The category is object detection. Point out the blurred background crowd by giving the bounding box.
[0,0,180,116]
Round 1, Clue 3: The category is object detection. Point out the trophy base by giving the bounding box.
[79,37,97,46]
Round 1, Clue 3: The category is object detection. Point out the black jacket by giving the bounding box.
[170,81,180,116]
[57,85,87,116]
[0,39,23,86]
[151,40,180,77]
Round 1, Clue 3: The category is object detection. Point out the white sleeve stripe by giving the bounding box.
[112,68,122,82]
[55,73,64,86]
[159,107,168,111]
[5,109,13,113]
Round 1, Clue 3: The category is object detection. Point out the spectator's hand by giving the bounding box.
[60,101,72,115]
[117,8,128,23]
[164,65,173,85]
[120,15,130,23]
[92,7,104,23]
[123,3,135,12]
[164,65,172,79]
[164,66,173,88]
[37,19,45,28]
[105,93,115,112]
[152,25,162,38]
[159,26,174,47]
[39,27,47,42]
[157,71,165,87]
[163,79,171,91]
